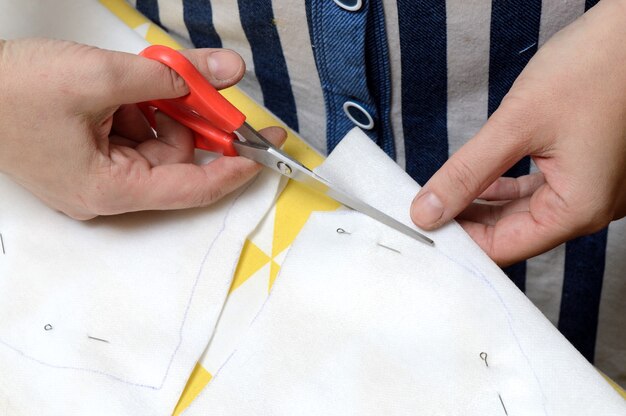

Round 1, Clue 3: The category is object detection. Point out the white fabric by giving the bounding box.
[0,171,280,416]
[153,0,626,384]
[0,0,149,53]
[0,2,282,414]
[185,128,626,415]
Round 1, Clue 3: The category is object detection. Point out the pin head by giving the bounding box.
[479,352,489,367]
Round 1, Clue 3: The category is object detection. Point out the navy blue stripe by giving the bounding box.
[136,0,163,28]
[558,0,606,365]
[489,1,542,291]
[182,0,222,48]
[560,0,606,358]
[397,1,448,185]
[559,228,608,362]
[365,0,395,158]
[488,0,541,178]
[238,0,298,131]
[503,262,526,292]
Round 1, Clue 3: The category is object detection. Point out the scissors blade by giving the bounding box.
[233,123,434,246]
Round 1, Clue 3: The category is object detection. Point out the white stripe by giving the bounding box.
[538,0,585,46]
[211,0,264,105]
[445,0,492,157]
[525,246,566,326]
[272,0,327,153]
[157,0,193,48]
[127,0,137,7]
[382,0,405,169]
[526,0,585,322]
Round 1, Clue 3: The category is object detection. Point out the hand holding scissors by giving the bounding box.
[139,45,433,245]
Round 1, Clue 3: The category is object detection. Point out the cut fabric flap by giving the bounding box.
[0,3,285,415]
[0,168,281,415]
[185,128,626,416]
[0,168,279,415]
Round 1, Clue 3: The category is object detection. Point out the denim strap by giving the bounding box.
[306,0,394,156]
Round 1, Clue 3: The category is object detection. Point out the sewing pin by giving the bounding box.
[480,352,489,367]
[376,243,401,254]
[87,335,110,343]
[498,393,508,415]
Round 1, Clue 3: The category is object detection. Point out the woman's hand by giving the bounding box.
[0,38,285,219]
[410,0,626,266]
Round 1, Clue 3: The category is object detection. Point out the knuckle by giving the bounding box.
[491,94,542,153]
[164,67,189,96]
[445,158,481,199]
[509,178,522,199]
[187,184,223,207]
[492,115,530,147]
[202,187,225,206]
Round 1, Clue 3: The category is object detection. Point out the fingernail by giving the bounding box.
[208,50,242,81]
[412,191,444,228]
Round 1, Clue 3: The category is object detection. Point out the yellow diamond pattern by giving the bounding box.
[229,240,271,294]
[171,364,212,416]
[97,3,626,416]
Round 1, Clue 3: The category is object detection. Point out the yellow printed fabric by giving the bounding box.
[99,1,625,414]
[98,1,338,414]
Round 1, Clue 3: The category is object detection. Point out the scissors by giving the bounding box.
[138,45,434,246]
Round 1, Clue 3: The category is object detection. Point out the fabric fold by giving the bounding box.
[185,128,626,416]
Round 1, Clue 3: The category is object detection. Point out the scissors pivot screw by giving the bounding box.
[138,45,435,246]
[277,161,293,176]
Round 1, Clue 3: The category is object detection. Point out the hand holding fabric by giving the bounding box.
[410,0,626,266]
[0,38,285,220]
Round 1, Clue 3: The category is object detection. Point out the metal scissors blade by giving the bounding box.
[139,46,434,246]
[234,123,434,246]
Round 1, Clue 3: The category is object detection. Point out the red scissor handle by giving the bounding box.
[138,45,246,156]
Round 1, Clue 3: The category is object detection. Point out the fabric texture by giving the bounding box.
[184,128,626,415]
[0,2,282,414]
[0,171,280,416]
[148,0,626,384]
[0,0,148,53]
[306,0,394,155]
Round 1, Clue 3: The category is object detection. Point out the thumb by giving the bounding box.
[410,107,535,230]
[97,47,245,107]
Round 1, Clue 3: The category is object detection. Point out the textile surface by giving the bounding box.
[184,128,626,415]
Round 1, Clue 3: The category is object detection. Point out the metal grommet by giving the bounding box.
[342,101,375,130]
[332,0,363,12]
